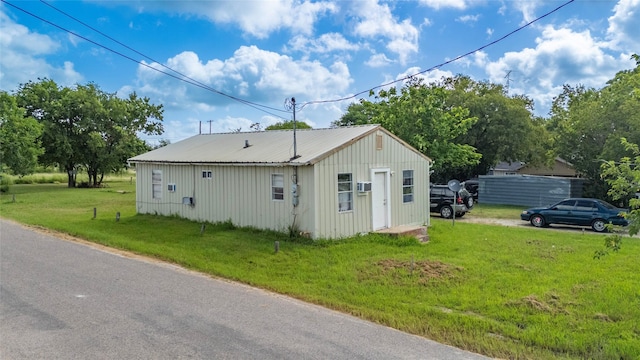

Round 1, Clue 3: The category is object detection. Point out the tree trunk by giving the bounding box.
[66,166,76,188]
[89,169,98,187]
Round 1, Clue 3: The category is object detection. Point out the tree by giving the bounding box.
[152,139,171,149]
[0,91,44,176]
[82,90,162,186]
[602,138,640,233]
[333,78,480,182]
[548,56,640,200]
[15,79,163,187]
[266,120,312,130]
[15,79,80,187]
[442,75,552,180]
[598,138,640,258]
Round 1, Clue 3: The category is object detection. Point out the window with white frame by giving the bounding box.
[402,170,414,203]
[152,169,162,199]
[338,173,353,212]
[202,170,212,179]
[271,174,284,200]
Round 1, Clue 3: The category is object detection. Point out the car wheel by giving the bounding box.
[530,214,545,228]
[466,197,474,209]
[591,219,607,233]
[457,212,466,218]
[440,205,453,219]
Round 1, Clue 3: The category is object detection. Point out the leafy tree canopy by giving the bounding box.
[266,120,312,130]
[15,79,163,187]
[548,55,640,200]
[0,91,44,176]
[333,78,481,182]
[441,75,553,180]
[152,139,172,149]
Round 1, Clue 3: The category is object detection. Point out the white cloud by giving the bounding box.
[395,66,454,86]
[483,25,634,115]
[132,45,353,113]
[606,0,640,50]
[0,11,82,90]
[457,14,480,24]
[498,2,507,16]
[366,53,393,68]
[210,115,256,133]
[486,28,494,37]
[128,0,337,38]
[286,33,359,54]
[419,0,470,10]
[472,51,489,68]
[350,0,419,65]
[513,1,542,24]
[126,44,356,134]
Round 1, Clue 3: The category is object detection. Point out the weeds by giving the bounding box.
[1,183,639,359]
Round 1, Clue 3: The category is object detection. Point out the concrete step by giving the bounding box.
[376,225,429,243]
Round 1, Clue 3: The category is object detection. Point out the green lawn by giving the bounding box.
[1,180,639,359]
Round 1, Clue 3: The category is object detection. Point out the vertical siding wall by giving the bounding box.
[478,175,585,207]
[135,163,314,234]
[314,130,430,239]
[134,130,430,240]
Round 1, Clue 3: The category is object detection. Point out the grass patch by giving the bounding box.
[1,183,639,359]
[1,171,136,186]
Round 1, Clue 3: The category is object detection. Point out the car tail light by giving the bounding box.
[457,196,463,204]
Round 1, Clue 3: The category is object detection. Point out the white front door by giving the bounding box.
[372,170,390,230]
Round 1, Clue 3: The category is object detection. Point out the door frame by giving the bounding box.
[371,168,391,230]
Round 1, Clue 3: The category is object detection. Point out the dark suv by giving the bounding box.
[430,185,472,218]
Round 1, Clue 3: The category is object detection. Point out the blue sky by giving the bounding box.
[1,0,638,145]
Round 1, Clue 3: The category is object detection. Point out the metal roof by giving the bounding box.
[492,161,526,172]
[130,125,416,166]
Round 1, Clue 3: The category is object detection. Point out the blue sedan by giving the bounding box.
[520,198,629,232]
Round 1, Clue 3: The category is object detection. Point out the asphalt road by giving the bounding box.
[0,219,488,360]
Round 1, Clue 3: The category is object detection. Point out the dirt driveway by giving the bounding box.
[462,215,524,227]
[458,214,638,238]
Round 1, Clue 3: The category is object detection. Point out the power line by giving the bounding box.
[2,0,289,120]
[299,0,575,110]
[4,0,575,118]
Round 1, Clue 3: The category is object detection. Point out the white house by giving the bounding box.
[128,125,431,239]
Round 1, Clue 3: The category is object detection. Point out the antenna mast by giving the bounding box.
[504,70,512,94]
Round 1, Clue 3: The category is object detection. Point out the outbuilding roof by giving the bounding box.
[129,124,430,166]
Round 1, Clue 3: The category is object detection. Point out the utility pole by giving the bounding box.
[284,97,298,159]
[207,120,213,134]
[284,97,299,208]
[292,97,297,159]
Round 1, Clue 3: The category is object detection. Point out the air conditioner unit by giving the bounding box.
[357,181,372,193]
